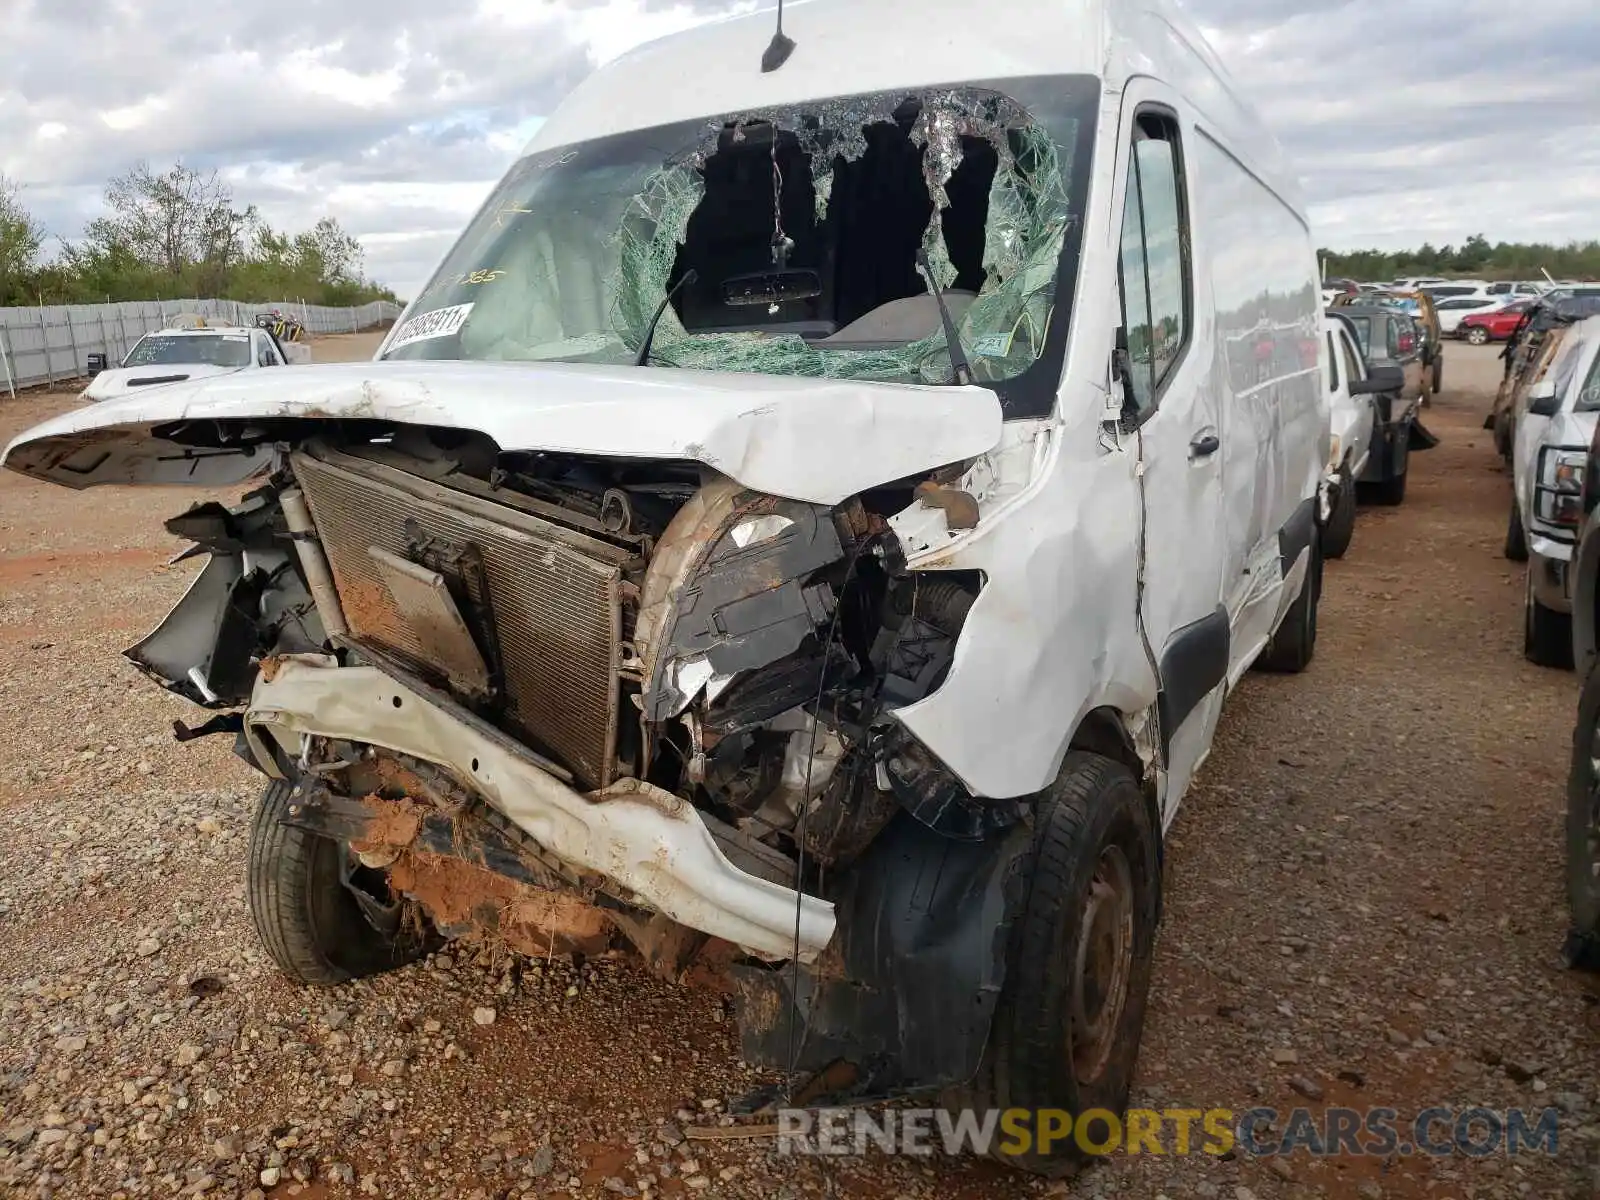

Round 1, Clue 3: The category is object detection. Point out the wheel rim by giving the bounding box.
[1070,843,1135,1085]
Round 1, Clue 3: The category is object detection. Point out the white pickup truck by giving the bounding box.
[83,319,309,403]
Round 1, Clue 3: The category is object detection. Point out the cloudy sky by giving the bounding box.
[2,0,1595,297]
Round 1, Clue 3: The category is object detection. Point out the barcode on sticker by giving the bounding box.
[388,302,474,351]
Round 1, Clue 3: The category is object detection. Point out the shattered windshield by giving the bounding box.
[385,76,1097,412]
[124,334,250,369]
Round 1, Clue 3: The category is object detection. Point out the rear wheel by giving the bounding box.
[964,753,1160,1177]
[1360,428,1410,507]
[1467,326,1490,346]
[1524,569,1574,670]
[1431,353,1443,394]
[1322,466,1356,560]
[248,779,430,985]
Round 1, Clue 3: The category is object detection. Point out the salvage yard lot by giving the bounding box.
[0,340,1596,1198]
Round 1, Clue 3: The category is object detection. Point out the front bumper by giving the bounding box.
[244,657,836,962]
[1530,538,1575,614]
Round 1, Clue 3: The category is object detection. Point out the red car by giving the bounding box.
[1459,300,1534,345]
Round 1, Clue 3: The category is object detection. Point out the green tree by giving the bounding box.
[0,175,45,306]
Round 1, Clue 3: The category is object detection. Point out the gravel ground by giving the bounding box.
[0,340,1596,1199]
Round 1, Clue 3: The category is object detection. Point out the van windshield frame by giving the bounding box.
[384,74,1100,419]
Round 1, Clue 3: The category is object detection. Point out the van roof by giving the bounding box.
[526,0,1294,202]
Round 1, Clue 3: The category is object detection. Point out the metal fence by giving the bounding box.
[0,298,403,396]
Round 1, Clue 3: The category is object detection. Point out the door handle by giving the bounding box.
[1189,432,1220,458]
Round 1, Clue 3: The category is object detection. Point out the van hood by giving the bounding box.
[82,362,245,402]
[2,359,1003,506]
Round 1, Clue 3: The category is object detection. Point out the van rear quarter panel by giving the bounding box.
[1190,130,1325,604]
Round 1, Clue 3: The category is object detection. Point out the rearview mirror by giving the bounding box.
[1349,364,1404,395]
[1527,378,1561,417]
[722,268,823,307]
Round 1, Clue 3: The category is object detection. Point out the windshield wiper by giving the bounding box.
[634,269,699,367]
[916,249,974,386]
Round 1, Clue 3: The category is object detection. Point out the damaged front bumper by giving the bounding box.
[244,656,836,962]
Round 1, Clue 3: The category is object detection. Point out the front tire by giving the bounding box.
[966,753,1160,1177]
[1505,498,1529,562]
[1322,467,1356,560]
[1565,664,1600,970]
[248,779,429,985]
[1524,570,1574,670]
[1256,536,1321,673]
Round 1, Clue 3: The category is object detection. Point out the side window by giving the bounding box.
[1338,331,1364,384]
[256,336,279,367]
[1325,333,1339,393]
[1116,110,1191,418]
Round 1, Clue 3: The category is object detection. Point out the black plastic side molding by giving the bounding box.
[1157,606,1230,756]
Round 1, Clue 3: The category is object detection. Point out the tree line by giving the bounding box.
[1321,234,1600,283]
[0,164,401,309]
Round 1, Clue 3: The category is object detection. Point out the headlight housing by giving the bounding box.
[1533,446,1586,538]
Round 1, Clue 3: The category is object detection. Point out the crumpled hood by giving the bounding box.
[3,359,1003,506]
[82,362,245,402]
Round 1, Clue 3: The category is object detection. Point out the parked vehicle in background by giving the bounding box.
[1393,277,1447,291]
[1460,299,1534,344]
[1434,296,1506,334]
[1505,317,1600,667]
[1319,310,1386,554]
[1319,277,1359,305]
[1421,280,1492,301]
[1487,281,1543,299]
[1490,295,1600,460]
[81,317,297,403]
[1326,304,1427,505]
[1333,290,1443,397]
[0,0,1331,1175]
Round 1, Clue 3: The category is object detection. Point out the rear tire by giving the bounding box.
[1322,467,1356,560]
[1524,570,1574,670]
[1256,536,1321,673]
[1431,354,1443,394]
[1467,326,1490,346]
[964,753,1160,1177]
[1360,466,1408,507]
[248,779,429,985]
[1505,499,1529,563]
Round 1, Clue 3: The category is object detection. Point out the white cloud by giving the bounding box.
[1,0,1594,296]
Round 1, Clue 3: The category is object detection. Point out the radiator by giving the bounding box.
[292,447,627,788]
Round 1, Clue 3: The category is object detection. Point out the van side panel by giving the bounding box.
[1191,129,1325,631]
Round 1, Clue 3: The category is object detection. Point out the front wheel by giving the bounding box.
[1322,467,1356,560]
[1505,498,1529,562]
[1256,536,1321,673]
[1565,664,1600,970]
[1467,326,1490,346]
[1524,570,1574,670]
[964,753,1160,1177]
[247,779,430,985]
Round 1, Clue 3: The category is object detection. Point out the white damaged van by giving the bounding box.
[3,0,1326,1173]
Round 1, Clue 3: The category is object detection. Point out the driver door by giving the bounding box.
[1113,83,1228,820]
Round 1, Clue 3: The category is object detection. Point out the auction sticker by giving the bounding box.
[388,302,474,352]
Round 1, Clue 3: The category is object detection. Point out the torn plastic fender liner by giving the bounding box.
[244,657,836,961]
[126,492,325,707]
[731,811,1032,1093]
